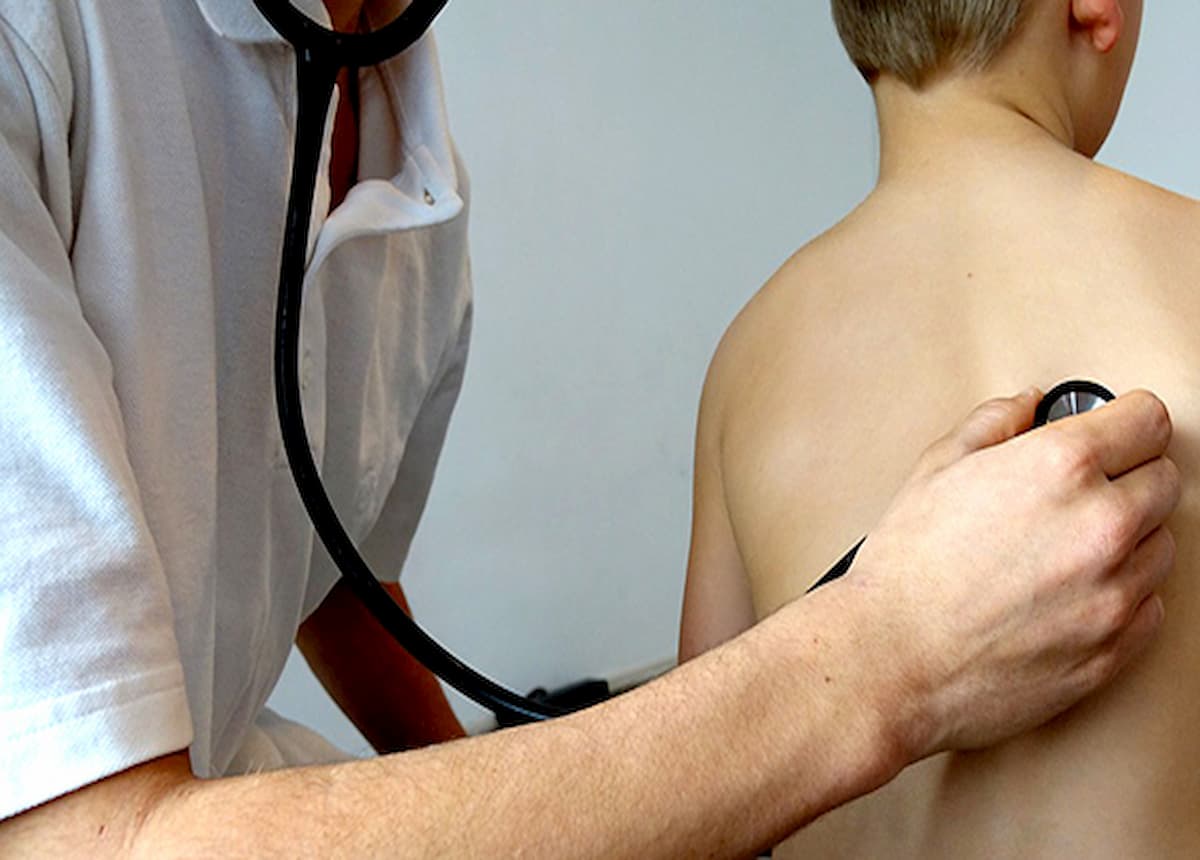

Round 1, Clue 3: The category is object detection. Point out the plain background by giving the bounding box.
[269,1,1200,752]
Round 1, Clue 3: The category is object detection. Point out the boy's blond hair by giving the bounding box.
[832,0,1026,87]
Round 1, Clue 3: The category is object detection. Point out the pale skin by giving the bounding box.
[682,0,1199,856]
[0,0,1184,856]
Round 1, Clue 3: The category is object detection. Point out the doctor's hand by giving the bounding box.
[843,387,1181,761]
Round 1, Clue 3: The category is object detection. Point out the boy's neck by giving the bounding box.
[872,74,1080,186]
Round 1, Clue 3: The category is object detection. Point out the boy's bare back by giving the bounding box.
[679,3,1198,854]
[700,147,1200,858]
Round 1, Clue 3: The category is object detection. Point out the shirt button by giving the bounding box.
[423,188,436,206]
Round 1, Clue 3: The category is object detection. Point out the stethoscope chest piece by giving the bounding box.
[1033,380,1116,428]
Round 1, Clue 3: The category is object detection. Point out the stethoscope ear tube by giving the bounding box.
[268,7,563,725]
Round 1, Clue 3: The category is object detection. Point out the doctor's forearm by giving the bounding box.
[134,589,904,858]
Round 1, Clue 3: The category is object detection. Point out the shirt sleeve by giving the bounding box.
[358,301,473,582]
[0,17,192,820]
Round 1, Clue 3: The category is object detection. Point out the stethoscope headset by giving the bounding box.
[252,0,1117,728]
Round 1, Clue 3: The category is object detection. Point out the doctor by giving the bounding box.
[0,1,1181,857]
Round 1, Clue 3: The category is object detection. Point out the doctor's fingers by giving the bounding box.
[1077,526,1174,688]
[915,388,1042,476]
[1100,455,1183,557]
[1057,389,1174,480]
[1070,526,1173,659]
[1076,588,1166,697]
[1109,525,1176,619]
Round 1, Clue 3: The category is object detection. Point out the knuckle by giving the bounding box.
[1095,495,1139,562]
[1044,433,1096,483]
[1093,589,1132,639]
[1147,530,1177,589]
[918,432,969,478]
[1086,650,1122,689]
[1157,526,1178,568]
[977,398,1014,426]
[1163,457,1183,504]
[1138,390,1173,449]
[1149,594,1167,632]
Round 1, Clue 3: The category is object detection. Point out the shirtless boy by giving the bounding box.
[679,0,1199,856]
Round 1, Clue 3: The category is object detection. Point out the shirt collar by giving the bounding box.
[192,0,460,211]
[194,0,331,44]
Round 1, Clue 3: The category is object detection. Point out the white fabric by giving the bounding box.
[0,0,472,818]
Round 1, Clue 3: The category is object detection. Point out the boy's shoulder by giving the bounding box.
[700,217,885,446]
[1083,163,1200,283]
[709,205,894,371]
[1090,161,1200,214]
[703,161,1200,444]
[719,158,1200,347]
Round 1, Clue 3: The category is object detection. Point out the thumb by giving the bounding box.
[919,387,1042,475]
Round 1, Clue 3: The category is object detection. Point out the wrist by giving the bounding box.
[818,573,939,771]
[761,586,915,812]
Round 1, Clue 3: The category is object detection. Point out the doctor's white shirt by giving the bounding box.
[0,0,472,818]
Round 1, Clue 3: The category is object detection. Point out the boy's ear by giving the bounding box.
[1070,0,1126,53]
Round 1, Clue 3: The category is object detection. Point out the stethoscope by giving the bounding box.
[253,0,1117,728]
[254,0,565,726]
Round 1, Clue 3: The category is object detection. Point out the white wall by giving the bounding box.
[269,1,1200,752]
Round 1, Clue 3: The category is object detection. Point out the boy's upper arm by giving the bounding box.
[678,349,757,663]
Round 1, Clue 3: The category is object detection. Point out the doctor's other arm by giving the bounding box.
[297,579,467,753]
[2,387,1181,859]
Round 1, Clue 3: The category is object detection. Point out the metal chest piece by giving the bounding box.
[1033,380,1116,428]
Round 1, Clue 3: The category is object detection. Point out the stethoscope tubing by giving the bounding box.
[260,0,564,725]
